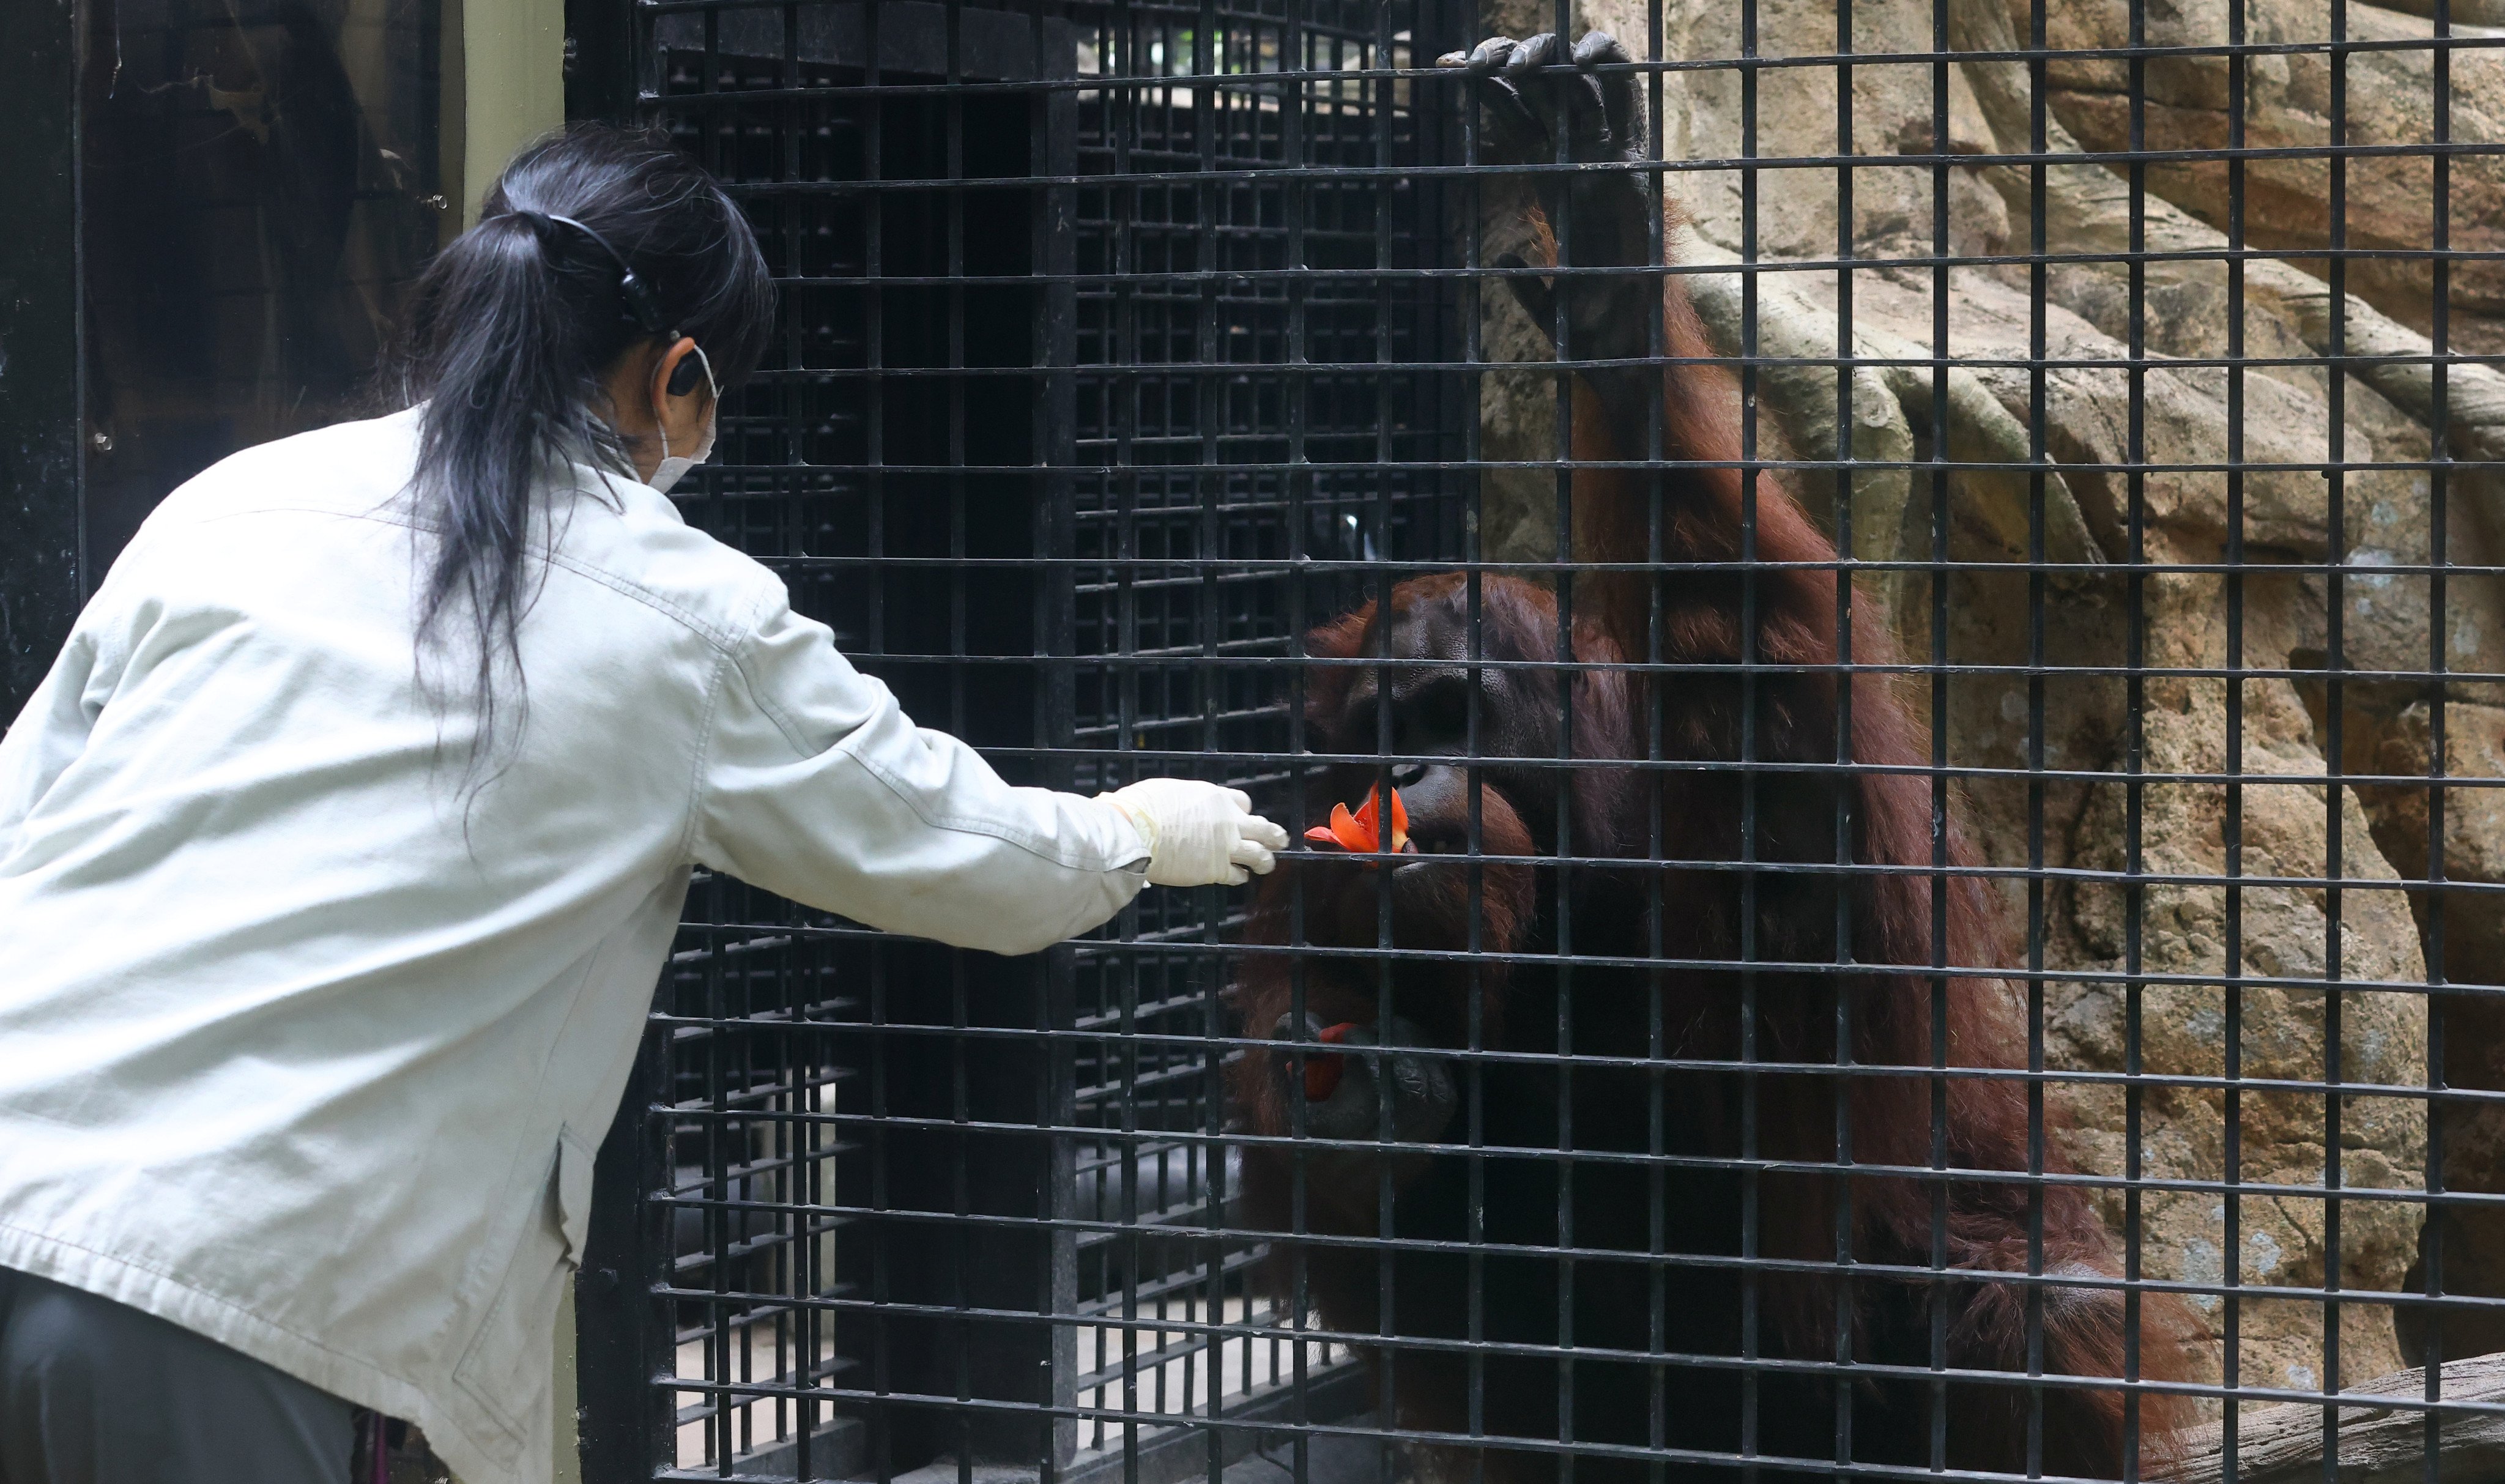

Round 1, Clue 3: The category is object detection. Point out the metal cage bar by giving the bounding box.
[568,2,2505,1482]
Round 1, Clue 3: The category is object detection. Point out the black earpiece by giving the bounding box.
[614,270,667,337]
[535,212,669,336]
[502,208,708,399]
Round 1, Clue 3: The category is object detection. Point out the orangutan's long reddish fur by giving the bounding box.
[1227,243,2203,1482]
[1572,248,2203,1477]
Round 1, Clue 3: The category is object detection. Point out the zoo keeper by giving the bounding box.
[0,127,1286,1484]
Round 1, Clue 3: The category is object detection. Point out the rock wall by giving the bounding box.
[1473,0,2502,1405]
[2034,0,2505,354]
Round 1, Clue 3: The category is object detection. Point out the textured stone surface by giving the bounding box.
[2027,0,2505,353]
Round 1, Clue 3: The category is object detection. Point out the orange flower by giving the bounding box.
[1302,1022,1359,1100]
[1301,785,1409,861]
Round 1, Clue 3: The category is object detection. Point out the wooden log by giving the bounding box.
[2173,1354,2505,1484]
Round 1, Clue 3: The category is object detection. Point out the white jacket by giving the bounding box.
[0,409,1150,1484]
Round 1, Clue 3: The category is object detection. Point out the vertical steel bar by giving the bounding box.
[2225,0,2251,1456]
[1829,1,1861,1469]
[1924,0,1954,1468]
[2024,0,2052,1466]
[2323,0,2353,1439]
[1737,0,1765,1472]
[2422,0,2454,1467]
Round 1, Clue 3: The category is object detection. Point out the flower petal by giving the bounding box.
[1301,1022,1360,1101]
[1302,1055,1343,1101]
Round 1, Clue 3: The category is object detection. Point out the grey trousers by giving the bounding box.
[0,1267,358,1484]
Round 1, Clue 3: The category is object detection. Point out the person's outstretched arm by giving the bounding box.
[696,590,1284,956]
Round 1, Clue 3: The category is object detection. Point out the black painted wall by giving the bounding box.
[0,0,84,719]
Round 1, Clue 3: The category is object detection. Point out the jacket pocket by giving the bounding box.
[451,1129,593,1444]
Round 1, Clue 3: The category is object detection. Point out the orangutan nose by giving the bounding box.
[1267,1012,1458,1146]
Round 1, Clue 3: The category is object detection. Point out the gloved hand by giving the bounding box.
[1099,779,1291,888]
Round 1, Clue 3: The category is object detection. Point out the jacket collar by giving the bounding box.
[395,399,692,530]
[566,459,690,529]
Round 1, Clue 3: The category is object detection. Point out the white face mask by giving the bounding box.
[648,342,719,495]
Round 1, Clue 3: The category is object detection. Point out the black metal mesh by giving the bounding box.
[606,3,1465,1474]
[574,2,2505,1482]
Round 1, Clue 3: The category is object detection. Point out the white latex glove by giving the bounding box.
[1098,779,1290,888]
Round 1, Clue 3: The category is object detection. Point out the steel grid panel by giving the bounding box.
[568,2,2505,1483]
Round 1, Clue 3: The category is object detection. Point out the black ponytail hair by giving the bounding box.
[392,125,774,767]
